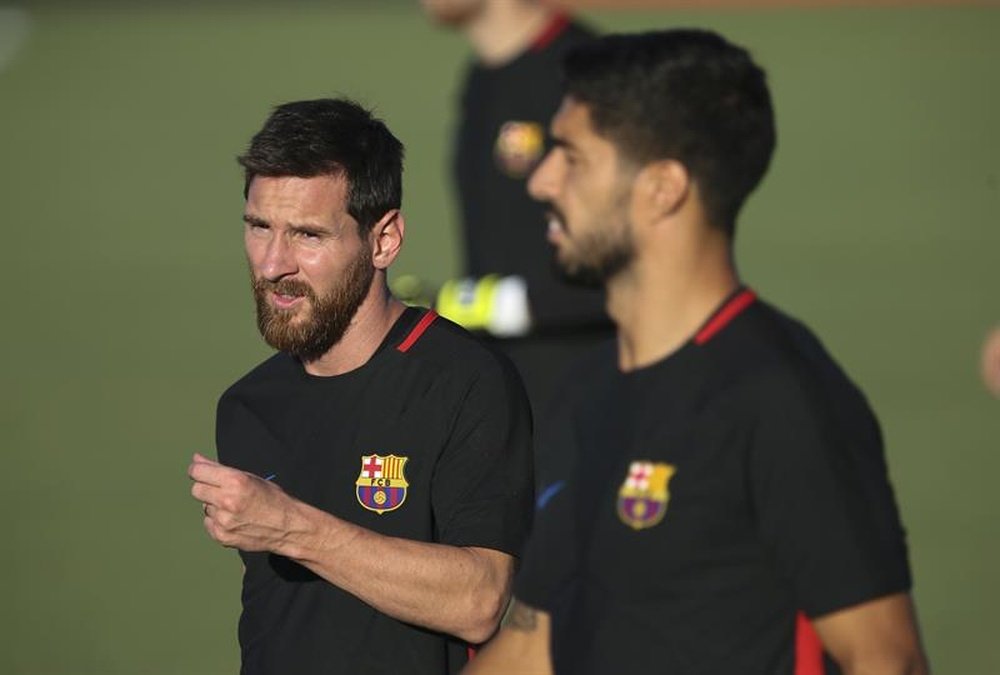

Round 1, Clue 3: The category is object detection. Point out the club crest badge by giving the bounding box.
[617,461,676,530]
[494,121,545,178]
[356,454,409,515]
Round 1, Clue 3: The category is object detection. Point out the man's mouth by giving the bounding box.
[270,290,306,310]
[546,212,567,242]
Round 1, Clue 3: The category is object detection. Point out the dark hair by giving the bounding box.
[238,98,404,232]
[563,29,775,235]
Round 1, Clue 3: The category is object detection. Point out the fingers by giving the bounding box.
[188,455,238,487]
[202,502,226,525]
[202,510,226,544]
[201,503,236,543]
[191,481,218,506]
[191,466,265,512]
[190,454,244,548]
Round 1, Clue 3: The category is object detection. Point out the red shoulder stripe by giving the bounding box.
[795,611,825,675]
[694,288,757,345]
[531,13,570,52]
[396,309,438,353]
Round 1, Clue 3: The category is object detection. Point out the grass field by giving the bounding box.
[1,2,997,673]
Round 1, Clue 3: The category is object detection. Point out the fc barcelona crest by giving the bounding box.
[356,454,409,515]
[494,121,545,177]
[617,461,676,530]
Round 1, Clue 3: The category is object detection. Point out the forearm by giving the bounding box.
[278,498,512,643]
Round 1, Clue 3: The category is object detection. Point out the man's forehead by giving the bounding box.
[551,96,592,135]
[245,174,352,224]
[247,174,347,202]
[550,96,618,157]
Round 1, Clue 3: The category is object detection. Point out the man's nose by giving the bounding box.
[527,150,560,203]
[259,234,297,281]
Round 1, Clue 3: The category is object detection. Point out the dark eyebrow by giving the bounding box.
[243,213,334,235]
[550,135,578,154]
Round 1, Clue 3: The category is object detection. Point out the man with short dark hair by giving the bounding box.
[465,30,929,674]
[188,98,533,675]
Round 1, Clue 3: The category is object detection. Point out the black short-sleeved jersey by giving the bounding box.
[216,308,533,675]
[516,289,912,675]
[453,14,606,331]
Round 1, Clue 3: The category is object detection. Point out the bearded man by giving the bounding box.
[188,98,533,675]
[465,30,929,675]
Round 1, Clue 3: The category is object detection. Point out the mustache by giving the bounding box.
[253,277,315,300]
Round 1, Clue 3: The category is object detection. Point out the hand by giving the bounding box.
[188,453,293,553]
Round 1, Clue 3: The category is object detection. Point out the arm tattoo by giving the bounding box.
[502,599,538,632]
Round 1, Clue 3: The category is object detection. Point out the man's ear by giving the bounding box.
[370,209,405,270]
[639,159,690,220]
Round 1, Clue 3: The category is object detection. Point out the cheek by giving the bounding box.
[298,248,348,289]
[292,240,337,272]
[244,236,265,270]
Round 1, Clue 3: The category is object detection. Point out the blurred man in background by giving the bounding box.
[422,0,614,465]
[189,98,533,675]
[465,29,929,675]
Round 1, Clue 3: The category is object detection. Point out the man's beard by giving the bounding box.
[555,231,634,288]
[251,250,375,362]
[552,201,635,288]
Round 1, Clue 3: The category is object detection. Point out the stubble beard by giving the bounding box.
[553,192,636,288]
[251,249,375,363]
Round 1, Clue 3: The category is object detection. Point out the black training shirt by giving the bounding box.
[217,308,533,675]
[516,290,911,674]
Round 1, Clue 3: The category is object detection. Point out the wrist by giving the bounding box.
[273,498,320,561]
[277,500,356,564]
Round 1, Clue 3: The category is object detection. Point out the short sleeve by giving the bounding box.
[748,372,912,618]
[431,355,534,555]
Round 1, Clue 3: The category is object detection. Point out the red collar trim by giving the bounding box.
[694,289,757,345]
[397,310,438,353]
[531,13,570,52]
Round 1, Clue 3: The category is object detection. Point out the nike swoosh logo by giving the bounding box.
[536,480,565,510]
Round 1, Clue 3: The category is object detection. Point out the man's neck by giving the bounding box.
[463,0,557,66]
[302,284,406,377]
[608,234,739,372]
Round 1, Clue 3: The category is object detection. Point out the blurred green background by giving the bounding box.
[0,1,996,672]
